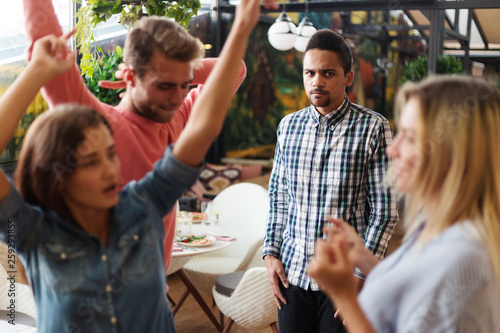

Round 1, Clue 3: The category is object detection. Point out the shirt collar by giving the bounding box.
[307,94,351,130]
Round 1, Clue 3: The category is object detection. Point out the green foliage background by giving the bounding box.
[400,55,465,84]
[83,45,125,106]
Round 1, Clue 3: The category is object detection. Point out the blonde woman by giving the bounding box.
[307,75,500,332]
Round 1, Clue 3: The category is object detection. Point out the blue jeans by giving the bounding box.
[278,283,347,333]
[166,304,177,333]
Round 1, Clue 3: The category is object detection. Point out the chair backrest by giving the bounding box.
[210,183,269,271]
[214,266,277,330]
[247,245,267,269]
[0,255,36,321]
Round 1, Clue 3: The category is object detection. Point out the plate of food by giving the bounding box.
[175,235,216,247]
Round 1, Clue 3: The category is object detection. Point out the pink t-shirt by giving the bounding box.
[23,0,245,273]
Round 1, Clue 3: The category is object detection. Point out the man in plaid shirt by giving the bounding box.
[263,29,399,333]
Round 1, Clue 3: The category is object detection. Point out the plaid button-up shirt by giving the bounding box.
[263,96,399,290]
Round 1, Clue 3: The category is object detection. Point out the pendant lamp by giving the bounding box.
[268,10,297,51]
[293,1,316,52]
[294,16,316,52]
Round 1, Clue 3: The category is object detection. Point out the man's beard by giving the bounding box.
[308,89,331,108]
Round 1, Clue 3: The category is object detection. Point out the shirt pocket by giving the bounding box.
[116,223,157,279]
[40,242,89,294]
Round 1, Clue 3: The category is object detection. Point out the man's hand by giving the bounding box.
[264,255,288,309]
[98,63,127,95]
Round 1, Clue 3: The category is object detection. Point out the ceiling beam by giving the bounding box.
[472,11,489,49]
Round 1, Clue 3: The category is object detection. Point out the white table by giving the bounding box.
[168,223,236,332]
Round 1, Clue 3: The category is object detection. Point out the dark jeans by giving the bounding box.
[278,282,347,333]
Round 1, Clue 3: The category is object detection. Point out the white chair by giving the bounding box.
[182,183,269,297]
[212,267,278,333]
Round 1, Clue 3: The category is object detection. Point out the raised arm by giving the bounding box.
[324,218,381,276]
[23,0,103,111]
[171,0,263,166]
[0,33,75,200]
[191,58,246,92]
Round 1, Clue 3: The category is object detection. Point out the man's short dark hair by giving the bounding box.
[304,29,352,75]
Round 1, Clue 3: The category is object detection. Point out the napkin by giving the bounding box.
[172,242,183,252]
[205,234,236,241]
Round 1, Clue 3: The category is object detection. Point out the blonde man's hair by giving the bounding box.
[124,16,205,78]
[394,75,500,287]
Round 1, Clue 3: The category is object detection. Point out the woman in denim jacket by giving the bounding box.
[0,0,271,331]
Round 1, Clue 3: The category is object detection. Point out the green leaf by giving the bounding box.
[92,4,115,14]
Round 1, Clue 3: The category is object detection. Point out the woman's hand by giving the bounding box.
[29,30,76,80]
[324,217,380,275]
[307,236,358,299]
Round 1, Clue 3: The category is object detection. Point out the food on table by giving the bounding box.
[176,235,211,245]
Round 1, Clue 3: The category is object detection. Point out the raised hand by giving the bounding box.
[325,217,380,275]
[30,30,76,79]
[307,236,358,299]
[233,0,263,30]
[307,239,377,333]
[0,32,76,200]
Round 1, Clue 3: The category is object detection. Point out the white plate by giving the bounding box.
[175,235,216,247]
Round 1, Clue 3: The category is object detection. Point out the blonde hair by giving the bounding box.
[394,75,500,286]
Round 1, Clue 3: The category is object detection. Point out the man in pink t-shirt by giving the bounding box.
[23,0,246,275]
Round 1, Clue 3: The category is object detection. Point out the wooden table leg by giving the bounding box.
[176,268,222,332]
[171,289,190,315]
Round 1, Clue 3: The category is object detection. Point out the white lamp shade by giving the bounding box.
[294,16,317,52]
[268,11,298,51]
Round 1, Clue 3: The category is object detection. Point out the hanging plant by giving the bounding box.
[74,0,201,76]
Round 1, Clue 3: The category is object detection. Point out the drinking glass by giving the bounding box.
[200,201,212,233]
[178,211,193,235]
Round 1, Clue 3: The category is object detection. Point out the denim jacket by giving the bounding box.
[0,146,201,333]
